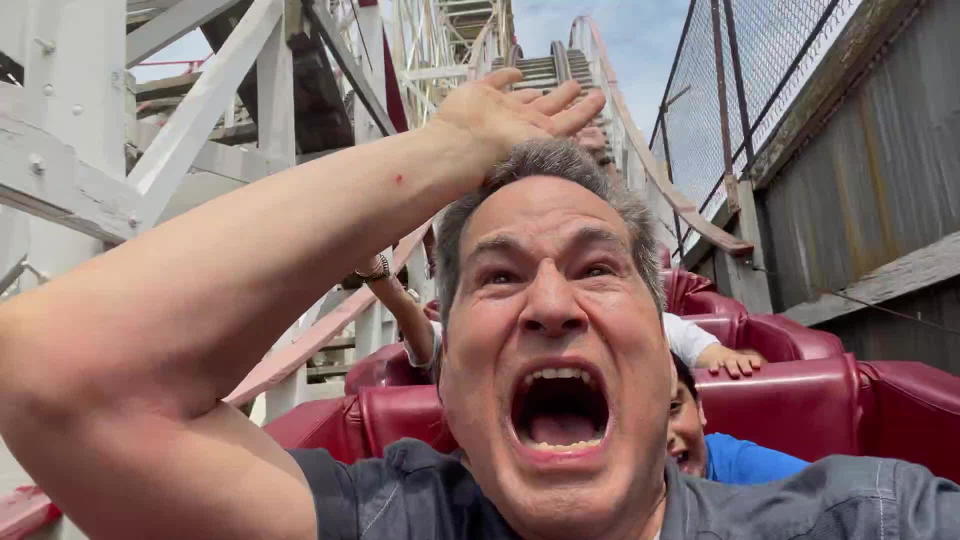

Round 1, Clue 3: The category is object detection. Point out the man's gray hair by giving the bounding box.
[434,139,665,330]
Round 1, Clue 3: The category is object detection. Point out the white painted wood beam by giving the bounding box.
[353,2,387,144]
[126,0,242,68]
[0,0,28,66]
[307,0,397,137]
[0,207,29,294]
[129,0,283,230]
[403,65,468,80]
[24,0,127,181]
[256,16,296,170]
[127,0,181,12]
[136,120,272,184]
[782,231,960,327]
[0,115,138,243]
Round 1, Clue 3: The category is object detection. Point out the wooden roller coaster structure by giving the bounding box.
[0,1,756,537]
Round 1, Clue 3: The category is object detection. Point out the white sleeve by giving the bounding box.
[405,321,443,368]
[662,312,720,367]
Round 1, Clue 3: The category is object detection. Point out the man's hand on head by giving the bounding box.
[697,344,766,379]
[429,68,606,168]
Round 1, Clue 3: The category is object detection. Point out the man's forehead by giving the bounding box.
[460,175,629,256]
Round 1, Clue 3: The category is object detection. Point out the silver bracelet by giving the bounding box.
[353,253,391,282]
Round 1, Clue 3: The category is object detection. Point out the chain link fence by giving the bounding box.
[649,0,860,255]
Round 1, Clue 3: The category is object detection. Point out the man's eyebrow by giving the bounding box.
[464,234,525,266]
[568,226,630,253]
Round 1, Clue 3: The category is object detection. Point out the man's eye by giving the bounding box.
[583,265,613,278]
[484,271,515,285]
[669,401,681,413]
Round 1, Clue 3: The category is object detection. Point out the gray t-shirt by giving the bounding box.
[289,438,960,539]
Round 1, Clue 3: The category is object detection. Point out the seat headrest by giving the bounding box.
[678,313,743,349]
[697,356,861,462]
[262,394,367,463]
[344,342,430,394]
[859,361,960,482]
[360,385,457,457]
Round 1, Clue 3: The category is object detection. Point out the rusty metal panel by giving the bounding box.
[762,0,960,310]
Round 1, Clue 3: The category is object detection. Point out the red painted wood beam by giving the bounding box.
[0,486,62,540]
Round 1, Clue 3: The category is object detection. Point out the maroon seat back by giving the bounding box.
[264,394,367,463]
[270,359,864,464]
[682,313,846,362]
[660,268,746,316]
[263,386,453,464]
[697,357,862,462]
[344,343,431,395]
[360,385,456,457]
[858,361,960,482]
[267,359,960,483]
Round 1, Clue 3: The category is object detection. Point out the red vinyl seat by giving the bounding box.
[696,357,861,462]
[265,357,960,484]
[344,342,431,395]
[660,268,746,316]
[857,361,960,482]
[681,313,846,362]
[264,385,452,464]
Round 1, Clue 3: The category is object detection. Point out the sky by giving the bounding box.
[132,1,690,137]
[513,0,689,135]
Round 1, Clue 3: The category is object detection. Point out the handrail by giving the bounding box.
[569,16,752,257]
[550,41,571,83]
[466,16,497,80]
[224,221,432,406]
[506,44,523,68]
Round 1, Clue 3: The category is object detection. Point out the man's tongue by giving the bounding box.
[530,412,596,446]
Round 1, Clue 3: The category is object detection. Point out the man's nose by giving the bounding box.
[518,261,587,338]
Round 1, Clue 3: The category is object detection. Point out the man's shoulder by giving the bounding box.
[678,455,951,539]
[381,438,465,475]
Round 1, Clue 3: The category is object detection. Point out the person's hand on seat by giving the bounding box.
[698,344,766,379]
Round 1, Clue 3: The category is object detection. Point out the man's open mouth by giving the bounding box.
[511,365,609,452]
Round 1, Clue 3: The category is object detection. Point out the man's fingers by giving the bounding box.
[551,90,606,136]
[532,80,582,115]
[749,356,764,369]
[708,360,720,375]
[508,88,545,104]
[481,68,523,90]
[737,357,754,376]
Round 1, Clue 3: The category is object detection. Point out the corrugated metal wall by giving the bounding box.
[761,0,960,311]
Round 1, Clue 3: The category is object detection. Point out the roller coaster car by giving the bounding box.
[340,309,846,394]
[269,262,960,484]
[265,357,960,484]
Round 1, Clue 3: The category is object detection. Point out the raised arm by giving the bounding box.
[0,69,604,539]
[355,255,436,367]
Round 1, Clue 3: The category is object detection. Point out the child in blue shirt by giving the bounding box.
[668,354,809,484]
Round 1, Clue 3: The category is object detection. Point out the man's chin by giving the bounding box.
[496,480,631,540]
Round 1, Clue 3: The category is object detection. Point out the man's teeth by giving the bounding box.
[527,438,602,451]
[524,367,593,386]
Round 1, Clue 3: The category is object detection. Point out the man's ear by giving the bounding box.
[698,401,708,428]
[667,343,678,400]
